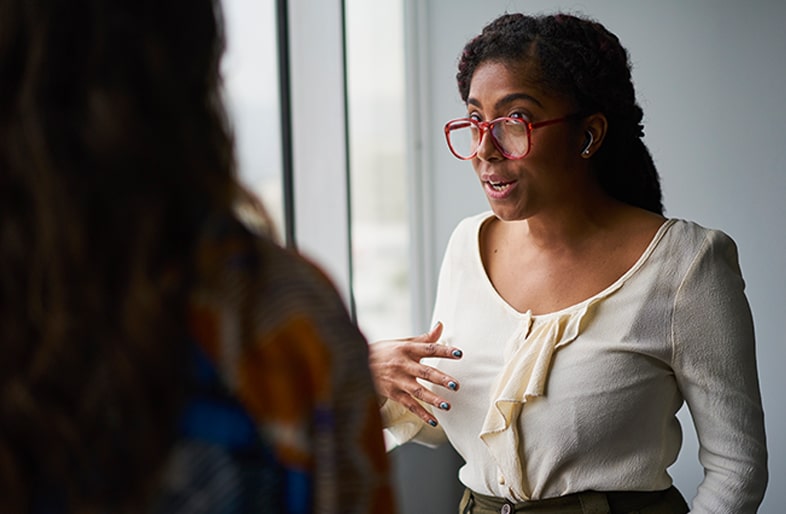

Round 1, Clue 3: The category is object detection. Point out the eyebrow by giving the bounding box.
[467,92,544,110]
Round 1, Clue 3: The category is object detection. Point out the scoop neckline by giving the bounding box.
[472,213,676,320]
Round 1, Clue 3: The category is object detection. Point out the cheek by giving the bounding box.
[532,133,579,164]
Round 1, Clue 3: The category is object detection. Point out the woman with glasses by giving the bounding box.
[370,12,767,514]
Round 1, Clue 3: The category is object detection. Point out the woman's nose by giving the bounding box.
[475,129,503,161]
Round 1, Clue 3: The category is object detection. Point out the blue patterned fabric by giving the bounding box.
[153,343,310,514]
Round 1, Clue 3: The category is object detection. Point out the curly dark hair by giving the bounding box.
[456,12,664,215]
[0,0,236,510]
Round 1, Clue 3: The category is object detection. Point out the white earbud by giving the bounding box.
[582,131,594,156]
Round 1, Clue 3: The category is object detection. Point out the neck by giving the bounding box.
[509,196,627,252]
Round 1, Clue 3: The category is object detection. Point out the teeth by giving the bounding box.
[489,181,508,190]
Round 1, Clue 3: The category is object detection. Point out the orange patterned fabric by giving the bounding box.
[182,213,394,513]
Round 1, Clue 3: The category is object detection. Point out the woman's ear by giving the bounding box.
[580,113,608,158]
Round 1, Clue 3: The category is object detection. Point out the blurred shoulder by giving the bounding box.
[190,211,361,357]
[194,211,344,304]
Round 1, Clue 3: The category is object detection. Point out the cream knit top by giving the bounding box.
[381,212,767,513]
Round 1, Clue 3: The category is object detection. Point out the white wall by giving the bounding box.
[400,1,785,512]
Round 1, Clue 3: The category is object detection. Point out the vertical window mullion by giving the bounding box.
[275,0,296,248]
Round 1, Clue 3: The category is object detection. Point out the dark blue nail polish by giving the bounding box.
[452,349,463,358]
[428,419,438,427]
[439,401,450,411]
[448,381,458,390]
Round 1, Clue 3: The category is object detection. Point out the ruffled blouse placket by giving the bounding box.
[479,293,612,500]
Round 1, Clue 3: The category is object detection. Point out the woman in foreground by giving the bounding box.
[0,0,392,512]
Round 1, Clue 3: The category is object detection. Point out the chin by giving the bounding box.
[489,205,528,222]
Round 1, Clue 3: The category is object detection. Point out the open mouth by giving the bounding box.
[487,180,513,191]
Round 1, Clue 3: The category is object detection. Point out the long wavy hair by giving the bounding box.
[0,0,237,510]
[456,13,664,215]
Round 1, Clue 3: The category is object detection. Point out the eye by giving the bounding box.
[507,111,530,121]
[468,112,483,122]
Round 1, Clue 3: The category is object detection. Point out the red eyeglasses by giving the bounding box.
[444,113,581,160]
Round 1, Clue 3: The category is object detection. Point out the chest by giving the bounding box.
[478,216,664,316]
[483,246,636,315]
[430,293,680,455]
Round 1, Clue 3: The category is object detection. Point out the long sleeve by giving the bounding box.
[671,229,768,513]
[379,392,448,449]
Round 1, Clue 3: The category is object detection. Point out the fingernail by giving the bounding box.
[431,321,441,331]
[439,401,450,411]
[452,349,463,358]
[428,419,438,427]
[448,381,458,390]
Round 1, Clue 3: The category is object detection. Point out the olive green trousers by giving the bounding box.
[459,486,689,514]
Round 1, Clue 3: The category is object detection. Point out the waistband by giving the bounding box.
[460,486,688,514]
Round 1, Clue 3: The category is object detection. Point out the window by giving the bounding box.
[222,0,285,237]
[221,0,413,339]
[345,0,412,340]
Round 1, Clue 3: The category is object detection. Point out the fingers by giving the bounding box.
[405,362,460,427]
[375,357,461,427]
[384,351,460,395]
[408,322,463,362]
[371,321,464,427]
[390,381,452,427]
[416,361,460,393]
[397,321,462,361]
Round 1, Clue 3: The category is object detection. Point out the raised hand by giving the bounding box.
[369,322,463,427]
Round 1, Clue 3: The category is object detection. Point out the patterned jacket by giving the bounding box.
[154,213,394,513]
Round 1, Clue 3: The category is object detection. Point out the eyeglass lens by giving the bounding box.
[448,119,529,159]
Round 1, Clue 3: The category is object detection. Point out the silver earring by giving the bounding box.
[581,132,594,156]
